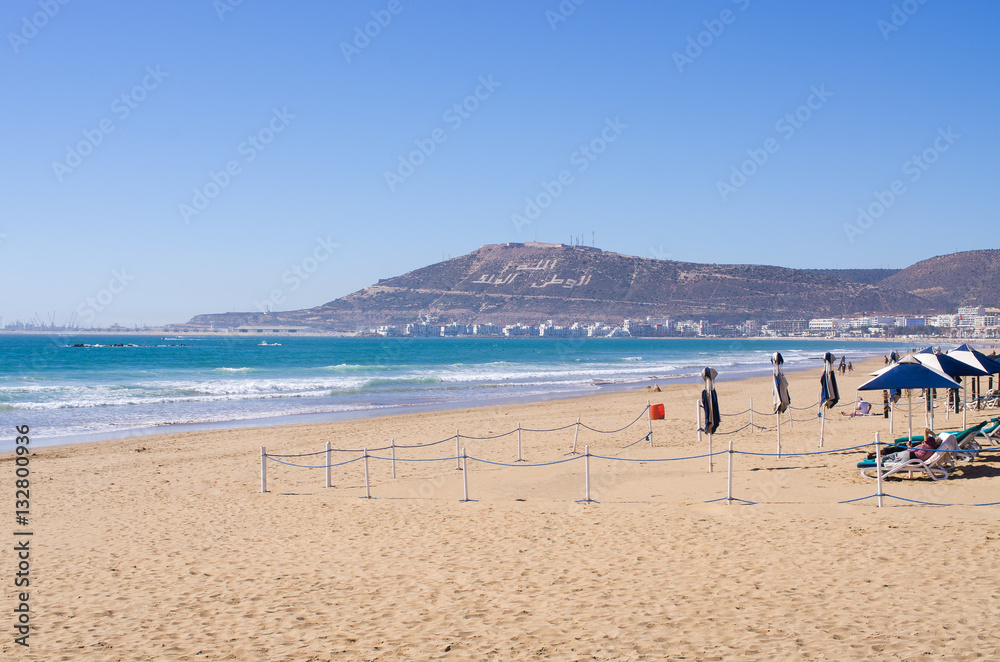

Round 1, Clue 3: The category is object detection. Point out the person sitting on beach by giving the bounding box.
[842,395,871,417]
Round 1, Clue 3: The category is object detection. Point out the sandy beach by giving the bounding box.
[6,356,1000,661]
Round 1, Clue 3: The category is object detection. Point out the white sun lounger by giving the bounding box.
[861,433,958,481]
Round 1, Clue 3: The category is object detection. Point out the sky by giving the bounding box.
[1,0,997,327]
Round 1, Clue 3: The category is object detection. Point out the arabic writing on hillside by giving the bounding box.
[471,258,593,290]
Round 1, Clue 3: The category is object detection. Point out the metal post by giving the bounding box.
[455,431,461,470]
[875,433,883,508]
[260,446,267,493]
[889,399,894,434]
[584,445,591,502]
[325,441,332,488]
[516,422,523,462]
[708,432,714,473]
[390,438,396,479]
[461,447,470,502]
[363,448,371,499]
[749,397,753,433]
[726,440,734,505]
[819,407,826,448]
[571,417,581,454]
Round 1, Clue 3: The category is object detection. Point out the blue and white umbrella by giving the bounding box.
[858,355,960,441]
[914,346,988,428]
[947,344,1000,426]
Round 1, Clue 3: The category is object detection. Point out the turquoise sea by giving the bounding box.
[0,335,909,448]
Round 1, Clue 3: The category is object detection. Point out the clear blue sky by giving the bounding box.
[2,0,997,326]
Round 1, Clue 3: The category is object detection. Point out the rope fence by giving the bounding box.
[259,420,1000,509]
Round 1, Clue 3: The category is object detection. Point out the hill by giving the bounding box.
[878,250,1000,310]
[182,242,992,332]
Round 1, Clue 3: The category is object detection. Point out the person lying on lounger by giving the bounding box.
[867,428,940,461]
[842,395,871,417]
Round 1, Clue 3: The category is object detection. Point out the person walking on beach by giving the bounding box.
[848,362,853,374]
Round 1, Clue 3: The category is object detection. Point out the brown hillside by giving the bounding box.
[879,250,1000,310]
[186,243,943,332]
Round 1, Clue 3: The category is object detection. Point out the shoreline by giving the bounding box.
[13,340,908,449]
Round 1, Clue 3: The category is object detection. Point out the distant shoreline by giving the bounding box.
[1,329,993,345]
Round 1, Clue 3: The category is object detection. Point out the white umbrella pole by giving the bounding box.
[889,399,894,434]
[776,410,781,458]
[963,382,968,429]
[908,392,913,442]
[819,406,826,448]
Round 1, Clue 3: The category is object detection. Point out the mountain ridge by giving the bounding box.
[183,244,998,332]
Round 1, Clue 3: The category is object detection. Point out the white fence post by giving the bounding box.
[697,400,703,443]
[875,432,883,508]
[571,417,581,454]
[260,446,267,493]
[363,448,371,499]
[727,440,734,505]
[390,438,396,479]
[455,431,461,470]
[516,422,523,462]
[461,447,470,502]
[749,397,754,434]
[325,441,332,488]
[584,445,592,503]
[647,400,653,446]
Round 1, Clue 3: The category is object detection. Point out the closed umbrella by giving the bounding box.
[857,355,960,441]
[772,352,790,456]
[700,367,720,472]
[818,352,839,447]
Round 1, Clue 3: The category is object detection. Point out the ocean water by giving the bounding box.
[0,334,907,448]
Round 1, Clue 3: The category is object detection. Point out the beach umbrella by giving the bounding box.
[858,355,960,441]
[818,352,839,447]
[772,353,790,456]
[913,347,988,428]
[700,367,720,473]
[946,344,1000,426]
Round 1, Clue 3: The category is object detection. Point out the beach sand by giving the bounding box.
[6,356,1000,660]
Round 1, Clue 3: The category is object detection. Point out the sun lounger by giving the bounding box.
[888,421,988,462]
[976,417,1000,446]
[860,433,958,481]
